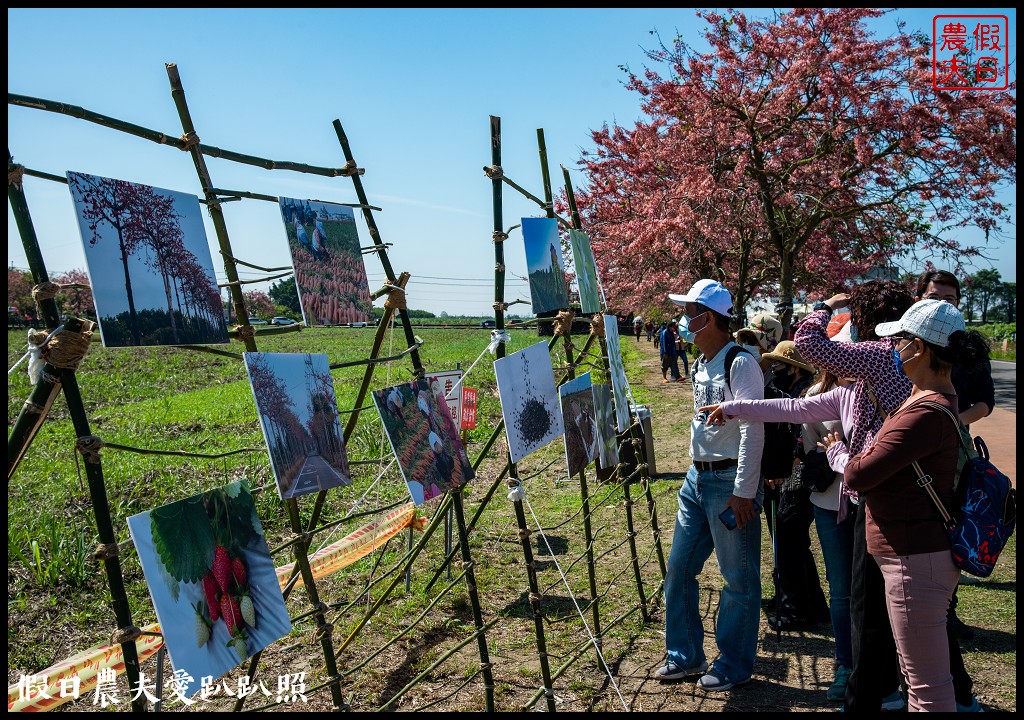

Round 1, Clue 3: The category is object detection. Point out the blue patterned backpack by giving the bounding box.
[914,401,1016,578]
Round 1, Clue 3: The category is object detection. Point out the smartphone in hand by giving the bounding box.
[719,500,762,530]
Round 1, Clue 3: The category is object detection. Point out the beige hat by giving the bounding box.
[761,340,815,372]
[735,314,783,352]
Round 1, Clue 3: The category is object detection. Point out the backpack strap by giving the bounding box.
[723,344,752,394]
[694,344,752,394]
[918,400,976,459]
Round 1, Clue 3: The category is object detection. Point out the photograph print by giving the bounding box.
[372,378,474,505]
[522,217,569,314]
[559,372,598,477]
[569,229,602,314]
[244,352,351,499]
[495,340,565,463]
[279,197,373,327]
[66,171,228,348]
[591,383,620,468]
[126,479,292,698]
[603,315,632,432]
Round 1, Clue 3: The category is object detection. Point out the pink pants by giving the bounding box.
[874,551,959,712]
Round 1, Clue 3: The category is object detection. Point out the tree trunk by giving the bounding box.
[116,228,142,345]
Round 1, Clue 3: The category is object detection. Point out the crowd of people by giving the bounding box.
[650,271,995,712]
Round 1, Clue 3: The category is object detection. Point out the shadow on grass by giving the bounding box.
[501,591,591,620]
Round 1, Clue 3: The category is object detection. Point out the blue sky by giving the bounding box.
[8,8,1016,317]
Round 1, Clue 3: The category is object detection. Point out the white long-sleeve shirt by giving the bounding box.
[690,342,765,499]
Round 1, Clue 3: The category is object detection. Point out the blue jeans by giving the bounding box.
[813,504,854,669]
[664,466,763,682]
[679,349,690,376]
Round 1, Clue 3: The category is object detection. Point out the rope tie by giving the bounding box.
[76,436,105,464]
[553,310,575,337]
[461,560,475,570]
[340,161,361,177]
[9,163,26,187]
[529,593,542,604]
[591,314,606,338]
[542,687,555,698]
[314,622,334,640]
[518,528,532,539]
[495,262,505,273]
[92,542,120,561]
[32,282,60,302]
[483,165,504,179]
[110,625,143,645]
[22,401,46,416]
[383,285,407,310]
[492,230,508,243]
[235,324,256,341]
[45,325,94,371]
[492,302,509,311]
[316,601,330,615]
[562,340,575,353]
[179,131,200,150]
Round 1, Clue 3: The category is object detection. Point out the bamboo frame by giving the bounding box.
[488,116,558,712]
[7,153,147,711]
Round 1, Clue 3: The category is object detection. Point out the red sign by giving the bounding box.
[460,387,477,430]
[932,15,1009,90]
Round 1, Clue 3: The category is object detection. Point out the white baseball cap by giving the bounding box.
[875,299,965,347]
[668,279,733,317]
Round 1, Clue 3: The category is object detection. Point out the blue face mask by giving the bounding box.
[677,315,695,343]
[892,342,912,376]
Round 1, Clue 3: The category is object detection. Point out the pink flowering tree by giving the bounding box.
[242,290,275,320]
[51,268,95,318]
[571,8,1016,327]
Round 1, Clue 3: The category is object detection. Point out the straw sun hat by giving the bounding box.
[760,340,815,372]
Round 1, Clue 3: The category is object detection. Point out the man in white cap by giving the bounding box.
[655,279,765,691]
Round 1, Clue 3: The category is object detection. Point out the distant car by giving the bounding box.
[349,321,369,328]
[249,318,269,326]
[271,317,297,326]
[374,318,399,327]
[480,320,496,328]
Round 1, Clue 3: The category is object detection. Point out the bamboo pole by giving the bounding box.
[164,64,257,354]
[331,118,493,710]
[8,153,147,711]
[537,128,605,672]
[331,119,424,374]
[490,115,557,712]
[8,92,357,178]
[562,165,667,581]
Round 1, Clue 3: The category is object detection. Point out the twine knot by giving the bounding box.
[9,163,26,187]
[32,282,61,302]
[483,165,504,180]
[93,542,121,561]
[235,324,256,340]
[591,314,606,338]
[553,310,575,337]
[76,436,106,464]
[492,230,508,243]
[529,593,543,604]
[45,322,94,371]
[179,131,200,150]
[110,625,143,645]
[383,285,407,310]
